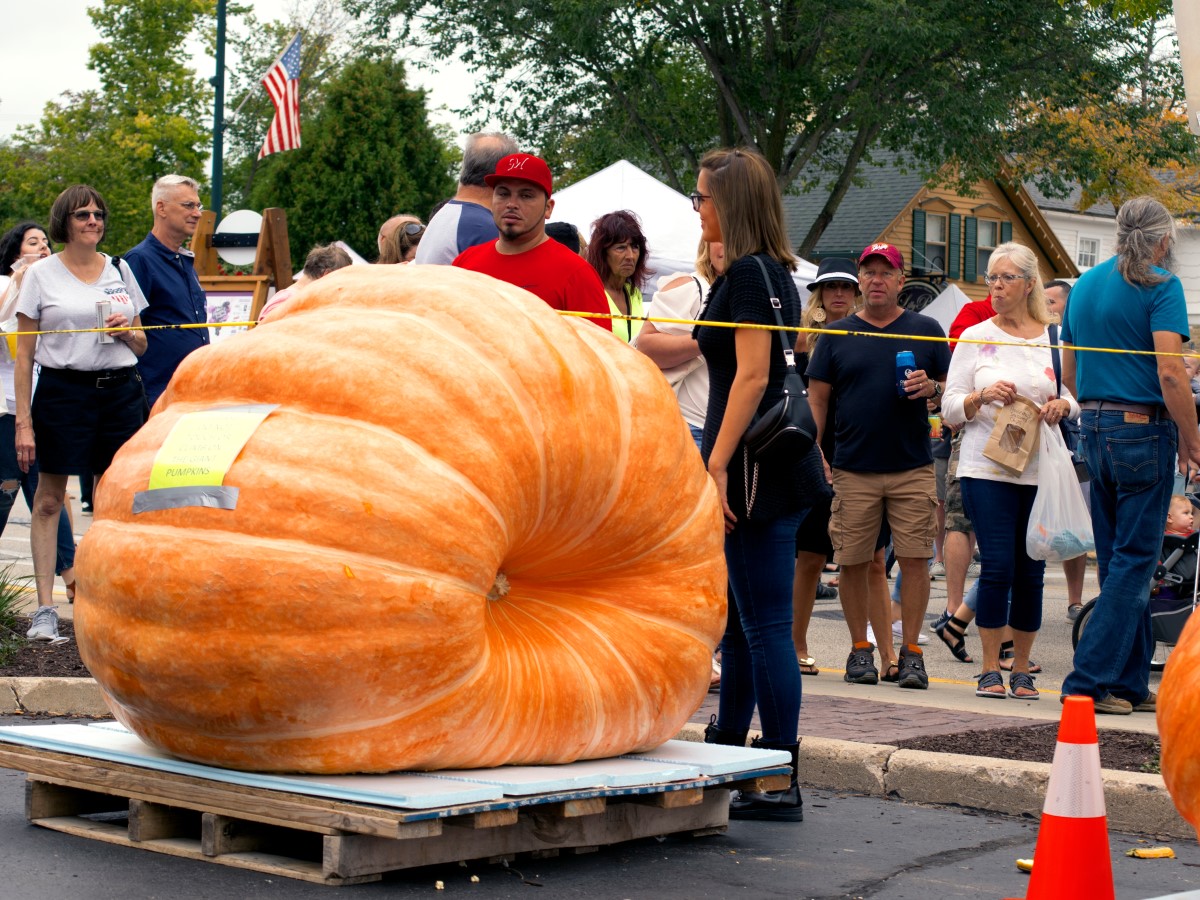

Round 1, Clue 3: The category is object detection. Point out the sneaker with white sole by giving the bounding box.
[928,561,946,578]
[891,620,928,645]
[26,606,67,644]
[966,562,981,578]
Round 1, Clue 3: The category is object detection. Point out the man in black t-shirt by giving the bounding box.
[806,243,950,690]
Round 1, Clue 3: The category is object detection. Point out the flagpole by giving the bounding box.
[210,0,227,221]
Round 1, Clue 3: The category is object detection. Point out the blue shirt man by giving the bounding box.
[124,175,210,407]
[1061,197,1200,715]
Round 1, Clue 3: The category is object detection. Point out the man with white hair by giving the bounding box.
[124,175,210,406]
[415,132,518,265]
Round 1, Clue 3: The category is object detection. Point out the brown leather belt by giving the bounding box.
[1079,400,1167,417]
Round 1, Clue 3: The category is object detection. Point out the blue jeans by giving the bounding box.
[717,511,804,744]
[687,423,704,452]
[960,478,1044,632]
[0,415,74,573]
[1062,410,1176,703]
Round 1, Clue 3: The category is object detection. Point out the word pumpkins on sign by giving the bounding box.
[74,266,727,774]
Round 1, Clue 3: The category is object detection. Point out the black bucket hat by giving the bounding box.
[806,257,861,293]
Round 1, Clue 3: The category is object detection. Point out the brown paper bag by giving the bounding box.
[982,395,1041,476]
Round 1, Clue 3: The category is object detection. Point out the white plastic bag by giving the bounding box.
[1027,422,1095,562]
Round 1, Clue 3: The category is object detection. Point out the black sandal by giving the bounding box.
[975,670,1006,698]
[999,641,1041,674]
[934,613,973,664]
[1008,671,1039,700]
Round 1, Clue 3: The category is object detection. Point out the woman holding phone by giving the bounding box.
[0,223,78,605]
[15,185,148,644]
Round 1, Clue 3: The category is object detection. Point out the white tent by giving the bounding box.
[920,282,971,335]
[551,159,702,276]
[551,159,818,294]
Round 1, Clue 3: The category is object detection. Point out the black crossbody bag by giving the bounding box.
[742,255,817,460]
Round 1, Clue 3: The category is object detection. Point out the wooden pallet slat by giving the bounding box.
[3,735,793,886]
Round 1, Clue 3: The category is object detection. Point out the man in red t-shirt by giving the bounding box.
[453,153,611,331]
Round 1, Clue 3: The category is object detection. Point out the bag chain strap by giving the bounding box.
[743,447,759,516]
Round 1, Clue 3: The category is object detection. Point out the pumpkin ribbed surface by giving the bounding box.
[75,265,726,774]
[1159,610,1200,829]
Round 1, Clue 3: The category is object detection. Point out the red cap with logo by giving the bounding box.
[485,153,554,197]
[858,242,904,270]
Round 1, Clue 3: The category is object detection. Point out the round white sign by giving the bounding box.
[214,209,263,267]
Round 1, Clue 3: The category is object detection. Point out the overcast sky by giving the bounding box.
[0,1,477,144]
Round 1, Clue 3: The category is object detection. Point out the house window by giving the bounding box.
[1077,237,1099,269]
[925,214,948,273]
[977,220,999,276]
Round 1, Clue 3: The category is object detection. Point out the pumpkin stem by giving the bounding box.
[487,573,511,602]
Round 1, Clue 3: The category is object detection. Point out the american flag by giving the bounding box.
[258,33,302,159]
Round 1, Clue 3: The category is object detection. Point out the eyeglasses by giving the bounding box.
[983,273,1030,285]
[859,268,898,281]
[689,192,711,212]
[71,210,106,222]
[173,201,204,212]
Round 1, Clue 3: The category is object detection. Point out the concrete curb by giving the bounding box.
[1,676,110,718]
[676,722,1195,840]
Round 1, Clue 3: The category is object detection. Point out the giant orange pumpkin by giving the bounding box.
[74,266,726,774]
[1159,610,1200,830]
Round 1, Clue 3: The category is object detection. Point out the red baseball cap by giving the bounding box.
[485,153,554,197]
[858,242,904,270]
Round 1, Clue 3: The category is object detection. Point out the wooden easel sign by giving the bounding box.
[192,207,294,338]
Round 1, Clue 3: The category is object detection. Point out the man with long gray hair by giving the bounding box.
[1061,196,1200,714]
[124,174,210,406]
[414,131,518,265]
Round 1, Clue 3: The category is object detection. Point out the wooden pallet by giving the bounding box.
[0,743,788,886]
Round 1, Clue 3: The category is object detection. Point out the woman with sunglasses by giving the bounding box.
[693,148,807,822]
[15,185,148,644]
[941,242,1079,701]
[378,217,425,264]
[0,223,78,606]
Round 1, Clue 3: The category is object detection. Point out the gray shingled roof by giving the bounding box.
[1021,180,1116,218]
[782,148,927,258]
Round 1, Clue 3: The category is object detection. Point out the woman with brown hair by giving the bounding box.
[15,185,148,644]
[694,147,809,822]
[586,210,651,343]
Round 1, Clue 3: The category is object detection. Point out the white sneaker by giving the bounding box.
[967,562,982,578]
[929,561,946,578]
[892,620,929,645]
[26,606,67,644]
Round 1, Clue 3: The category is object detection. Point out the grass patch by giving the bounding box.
[0,565,34,666]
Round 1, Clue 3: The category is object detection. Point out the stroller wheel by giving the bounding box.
[1150,643,1172,672]
[1070,597,1099,650]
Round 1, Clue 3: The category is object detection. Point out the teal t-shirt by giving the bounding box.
[1060,255,1189,405]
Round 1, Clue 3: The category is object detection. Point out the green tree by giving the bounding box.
[248,55,454,263]
[345,0,1162,254]
[0,0,213,252]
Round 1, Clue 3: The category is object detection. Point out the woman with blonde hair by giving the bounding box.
[694,147,814,822]
[942,242,1079,700]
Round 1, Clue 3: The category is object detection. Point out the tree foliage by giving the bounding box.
[247,55,455,263]
[345,0,1179,252]
[0,0,214,253]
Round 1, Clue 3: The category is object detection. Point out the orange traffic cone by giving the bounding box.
[1008,695,1115,900]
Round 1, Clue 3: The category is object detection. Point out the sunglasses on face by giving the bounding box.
[72,210,106,222]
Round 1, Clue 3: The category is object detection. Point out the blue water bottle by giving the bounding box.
[896,351,916,398]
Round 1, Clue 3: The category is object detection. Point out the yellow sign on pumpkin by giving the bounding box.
[148,404,277,490]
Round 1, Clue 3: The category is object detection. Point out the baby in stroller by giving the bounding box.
[1073,494,1198,665]
[1151,495,1199,654]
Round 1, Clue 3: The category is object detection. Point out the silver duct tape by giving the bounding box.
[133,486,240,513]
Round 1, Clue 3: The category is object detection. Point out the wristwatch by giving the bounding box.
[932,381,944,398]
